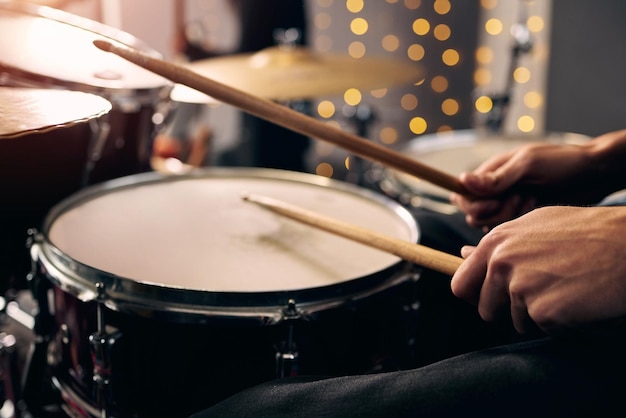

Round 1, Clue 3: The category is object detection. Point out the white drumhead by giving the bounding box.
[48,172,417,293]
[0,7,167,90]
[389,129,590,201]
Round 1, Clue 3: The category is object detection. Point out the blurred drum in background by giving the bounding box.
[372,129,591,214]
[0,0,171,185]
[23,168,421,417]
[0,87,111,292]
[151,84,220,174]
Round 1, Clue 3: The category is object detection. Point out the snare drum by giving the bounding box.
[0,1,171,184]
[28,168,420,417]
[375,129,590,213]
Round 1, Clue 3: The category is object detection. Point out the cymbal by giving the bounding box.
[170,82,220,104]
[179,46,425,101]
[0,87,112,138]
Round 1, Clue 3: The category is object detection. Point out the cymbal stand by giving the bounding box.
[81,117,111,188]
[0,299,23,418]
[481,0,534,131]
[272,27,301,50]
[343,103,377,186]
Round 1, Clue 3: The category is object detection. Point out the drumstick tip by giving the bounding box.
[93,39,113,52]
[240,192,269,206]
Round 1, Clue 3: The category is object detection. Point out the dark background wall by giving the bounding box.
[546,0,626,137]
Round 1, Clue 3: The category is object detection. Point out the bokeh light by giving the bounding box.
[441,98,459,116]
[475,95,493,113]
[348,41,366,57]
[442,49,460,66]
[344,88,362,106]
[346,0,364,13]
[412,18,430,36]
[409,116,428,134]
[517,115,535,132]
[317,100,336,118]
[350,17,368,35]
[485,18,503,35]
[433,24,451,41]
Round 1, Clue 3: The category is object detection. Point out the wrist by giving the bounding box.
[584,129,626,192]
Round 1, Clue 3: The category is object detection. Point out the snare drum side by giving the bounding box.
[23,168,424,417]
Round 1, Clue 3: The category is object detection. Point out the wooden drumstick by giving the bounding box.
[93,39,473,197]
[241,192,463,276]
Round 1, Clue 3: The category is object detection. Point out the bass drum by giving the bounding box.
[28,168,421,417]
[374,129,590,214]
[0,1,171,185]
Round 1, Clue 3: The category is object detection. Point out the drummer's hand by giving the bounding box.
[449,145,538,228]
[450,139,617,229]
[450,206,626,335]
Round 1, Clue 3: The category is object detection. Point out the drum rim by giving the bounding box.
[0,87,112,138]
[0,1,171,101]
[31,167,420,324]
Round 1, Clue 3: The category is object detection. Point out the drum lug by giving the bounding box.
[88,283,121,416]
[25,228,40,250]
[281,299,301,321]
[88,331,120,414]
[276,299,301,378]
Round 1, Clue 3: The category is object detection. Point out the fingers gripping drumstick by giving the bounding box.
[242,192,463,276]
[93,39,473,198]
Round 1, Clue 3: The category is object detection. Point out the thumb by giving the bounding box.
[460,245,476,259]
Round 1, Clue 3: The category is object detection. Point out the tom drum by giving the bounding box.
[375,129,590,213]
[0,87,111,291]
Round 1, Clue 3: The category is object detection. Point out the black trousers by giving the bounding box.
[190,209,626,417]
[190,334,626,417]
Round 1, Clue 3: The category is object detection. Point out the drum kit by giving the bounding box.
[0,1,586,417]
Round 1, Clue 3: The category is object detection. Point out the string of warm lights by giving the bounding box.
[177,1,552,180]
[473,0,551,134]
[308,0,479,180]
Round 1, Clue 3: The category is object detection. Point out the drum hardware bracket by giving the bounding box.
[88,282,120,418]
[0,331,22,416]
[25,230,56,339]
[16,234,61,416]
